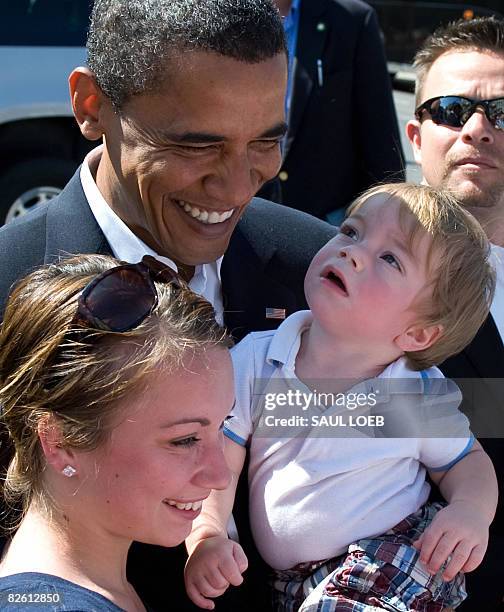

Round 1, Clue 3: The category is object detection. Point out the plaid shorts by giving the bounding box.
[271,503,467,612]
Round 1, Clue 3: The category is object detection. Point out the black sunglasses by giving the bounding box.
[415,95,504,131]
[75,255,182,332]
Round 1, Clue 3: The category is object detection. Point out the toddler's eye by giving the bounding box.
[340,224,358,240]
[381,253,401,271]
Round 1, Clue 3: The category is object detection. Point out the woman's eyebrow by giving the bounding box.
[160,417,211,428]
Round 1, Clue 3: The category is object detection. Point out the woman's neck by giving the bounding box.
[0,505,144,612]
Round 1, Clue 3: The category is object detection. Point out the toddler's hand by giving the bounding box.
[413,501,489,581]
[185,536,248,610]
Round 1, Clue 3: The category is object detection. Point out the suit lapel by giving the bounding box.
[44,169,112,263]
[221,222,298,342]
[284,0,328,158]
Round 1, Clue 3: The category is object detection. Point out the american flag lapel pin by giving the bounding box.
[265,307,286,320]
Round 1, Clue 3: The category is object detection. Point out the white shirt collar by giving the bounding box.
[265,309,439,396]
[266,310,313,371]
[80,145,224,323]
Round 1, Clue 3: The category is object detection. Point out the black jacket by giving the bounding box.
[259,0,405,219]
[440,316,504,610]
[0,169,336,334]
[0,168,336,612]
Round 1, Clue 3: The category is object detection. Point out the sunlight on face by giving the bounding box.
[98,51,288,265]
[304,194,434,351]
[73,347,234,548]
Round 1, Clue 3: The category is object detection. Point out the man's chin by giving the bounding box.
[171,243,231,268]
[442,174,496,209]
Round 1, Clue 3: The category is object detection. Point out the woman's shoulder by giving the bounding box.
[0,572,125,611]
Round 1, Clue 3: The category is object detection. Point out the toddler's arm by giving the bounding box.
[185,437,247,610]
[416,440,498,581]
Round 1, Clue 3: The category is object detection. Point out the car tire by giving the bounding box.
[0,158,78,225]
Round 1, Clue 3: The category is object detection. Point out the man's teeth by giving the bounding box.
[177,200,234,224]
[165,499,203,511]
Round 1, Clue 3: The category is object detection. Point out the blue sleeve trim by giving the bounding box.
[429,435,475,472]
[223,426,247,447]
[420,369,431,395]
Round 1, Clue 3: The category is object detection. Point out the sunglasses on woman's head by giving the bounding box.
[75,255,182,332]
[415,95,504,131]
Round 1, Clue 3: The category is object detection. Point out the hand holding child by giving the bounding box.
[185,535,249,610]
[413,500,489,581]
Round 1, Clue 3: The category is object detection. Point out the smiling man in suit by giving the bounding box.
[406,17,504,609]
[0,0,336,337]
[0,1,336,610]
[261,0,405,221]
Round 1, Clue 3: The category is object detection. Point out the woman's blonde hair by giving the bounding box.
[347,183,495,370]
[0,254,230,525]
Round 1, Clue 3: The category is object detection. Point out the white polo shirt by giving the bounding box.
[225,310,474,569]
[80,145,224,323]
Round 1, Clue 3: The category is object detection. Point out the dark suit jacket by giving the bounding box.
[439,316,504,610]
[0,170,336,332]
[0,169,336,612]
[259,0,405,219]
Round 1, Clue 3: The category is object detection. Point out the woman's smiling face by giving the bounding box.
[71,347,234,548]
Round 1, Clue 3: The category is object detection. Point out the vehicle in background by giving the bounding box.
[0,1,503,225]
[0,0,93,224]
[369,0,503,90]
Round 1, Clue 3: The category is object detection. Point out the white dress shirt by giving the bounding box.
[80,145,224,324]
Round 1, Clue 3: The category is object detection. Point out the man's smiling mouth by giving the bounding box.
[176,199,235,225]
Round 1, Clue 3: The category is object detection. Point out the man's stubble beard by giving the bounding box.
[439,158,504,244]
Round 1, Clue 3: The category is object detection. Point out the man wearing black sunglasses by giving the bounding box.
[406,17,504,610]
[0,1,336,610]
[407,17,504,243]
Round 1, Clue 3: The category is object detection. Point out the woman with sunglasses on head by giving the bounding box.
[0,254,233,612]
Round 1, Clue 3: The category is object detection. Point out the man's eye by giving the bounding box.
[171,436,200,448]
[381,253,401,270]
[253,139,282,151]
[177,144,218,153]
[340,224,357,239]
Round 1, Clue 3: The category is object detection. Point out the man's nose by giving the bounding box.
[203,153,260,208]
[460,108,495,145]
[194,439,232,492]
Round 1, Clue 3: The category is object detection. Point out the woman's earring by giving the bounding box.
[62,465,77,478]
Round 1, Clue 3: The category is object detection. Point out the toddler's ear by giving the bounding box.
[394,323,443,353]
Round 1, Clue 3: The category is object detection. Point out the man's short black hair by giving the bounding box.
[87,0,287,109]
[414,16,504,104]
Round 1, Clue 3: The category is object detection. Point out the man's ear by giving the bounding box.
[394,322,443,353]
[38,415,78,474]
[406,119,423,166]
[69,67,108,142]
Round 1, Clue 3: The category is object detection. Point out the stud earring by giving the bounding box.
[62,465,77,478]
